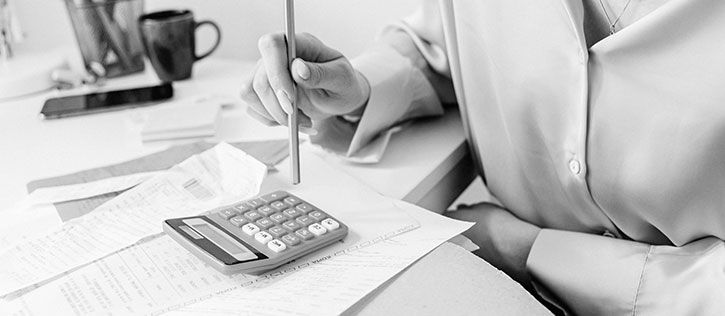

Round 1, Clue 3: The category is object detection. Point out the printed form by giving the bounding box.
[1,173,164,252]
[0,143,267,297]
[1,187,472,315]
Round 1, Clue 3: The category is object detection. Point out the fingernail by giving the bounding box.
[276,90,293,114]
[294,60,310,80]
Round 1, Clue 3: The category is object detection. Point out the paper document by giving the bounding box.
[138,95,223,143]
[27,140,289,222]
[1,186,472,316]
[0,143,267,297]
[0,204,62,254]
[23,172,160,205]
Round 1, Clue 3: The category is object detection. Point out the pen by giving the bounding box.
[285,0,300,185]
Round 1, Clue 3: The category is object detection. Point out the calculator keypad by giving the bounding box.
[212,191,344,255]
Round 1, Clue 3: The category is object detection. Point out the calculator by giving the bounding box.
[163,191,349,275]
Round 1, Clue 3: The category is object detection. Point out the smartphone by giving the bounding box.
[40,83,174,119]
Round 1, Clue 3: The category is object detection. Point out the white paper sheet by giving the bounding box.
[0,143,267,297]
[23,172,161,205]
[0,204,62,253]
[0,186,472,316]
[139,96,223,143]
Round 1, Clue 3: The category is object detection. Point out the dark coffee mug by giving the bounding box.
[138,10,221,81]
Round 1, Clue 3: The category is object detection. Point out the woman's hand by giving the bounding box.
[240,32,370,130]
[447,203,541,287]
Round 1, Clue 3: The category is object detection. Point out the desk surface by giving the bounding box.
[0,58,546,314]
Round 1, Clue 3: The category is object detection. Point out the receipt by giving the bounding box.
[0,143,267,297]
[0,186,475,316]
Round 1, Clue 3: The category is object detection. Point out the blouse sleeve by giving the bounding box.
[310,0,455,159]
[527,229,725,315]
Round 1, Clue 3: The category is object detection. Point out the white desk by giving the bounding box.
[0,58,547,315]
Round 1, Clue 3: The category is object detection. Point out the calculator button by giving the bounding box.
[308,223,327,236]
[283,208,303,219]
[284,196,302,206]
[269,226,287,237]
[282,220,302,231]
[244,210,262,221]
[260,191,287,202]
[270,201,288,211]
[242,223,260,236]
[282,234,301,246]
[257,205,275,216]
[321,218,340,231]
[229,216,247,227]
[308,210,327,221]
[268,239,287,253]
[295,215,315,226]
[270,213,287,224]
[295,203,314,213]
[234,203,251,213]
[217,208,239,219]
[245,198,265,208]
[295,228,314,240]
[254,231,273,244]
[256,218,274,229]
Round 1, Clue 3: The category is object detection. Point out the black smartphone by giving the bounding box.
[40,82,174,119]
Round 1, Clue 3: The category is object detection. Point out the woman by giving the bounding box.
[240,0,725,314]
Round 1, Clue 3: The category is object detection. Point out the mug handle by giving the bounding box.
[194,20,222,61]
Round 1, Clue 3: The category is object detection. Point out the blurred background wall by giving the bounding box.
[13,0,420,61]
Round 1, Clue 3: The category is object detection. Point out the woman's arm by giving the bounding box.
[449,203,725,315]
[446,203,541,287]
[311,0,457,157]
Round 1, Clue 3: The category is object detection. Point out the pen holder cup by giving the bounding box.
[65,0,145,78]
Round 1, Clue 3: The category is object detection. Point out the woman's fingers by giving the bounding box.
[240,62,276,124]
[258,33,297,108]
[253,63,288,126]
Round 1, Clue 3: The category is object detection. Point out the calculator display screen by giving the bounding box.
[192,224,250,254]
[185,219,258,262]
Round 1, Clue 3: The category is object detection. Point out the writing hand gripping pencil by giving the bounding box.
[239,34,371,137]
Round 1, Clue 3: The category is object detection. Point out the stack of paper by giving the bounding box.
[140,97,223,143]
[0,143,267,298]
[0,143,473,315]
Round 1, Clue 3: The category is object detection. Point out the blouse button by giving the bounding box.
[568,159,582,175]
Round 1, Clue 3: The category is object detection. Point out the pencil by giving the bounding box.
[285,0,300,184]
